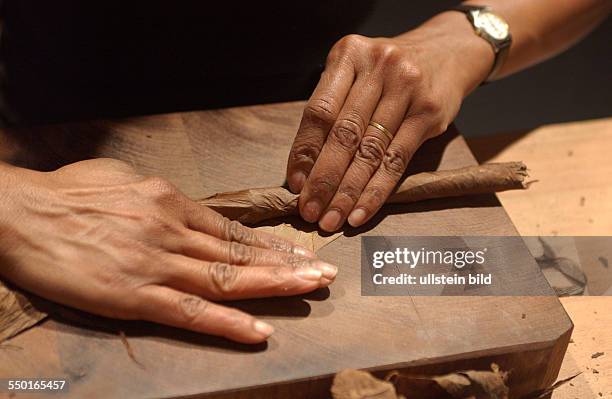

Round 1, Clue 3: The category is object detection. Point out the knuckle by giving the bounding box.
[178,295,209,325]
[396,61,422,84]
[309,174,340,197]
[335,34,367,53]
[143,214,181,236]
[284,255,312,268]
[356,135,386,168]
[303,98,338,127]
[225,220,247,242]
[268,237,294,253]
[331,115,363,151]
[337,184,362,203]
[290,141,320,169]
[269,267,289,288]
[418,96,443,116]
[208,262,239,294]
[141,176,180,204]
[383,148,409,176]
[228,241,254,265]
[426,116,449,138]
[146,176,178,196]
[363,186,387,204]
[375,43,401,63]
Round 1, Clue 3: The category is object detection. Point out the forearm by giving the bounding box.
[464,0,612,79]
[0,162,19,255]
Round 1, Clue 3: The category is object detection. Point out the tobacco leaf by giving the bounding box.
[0,281,46,342]
[391,363,509,399]
[256,222,342,253]
[332,364,508,399]
[199,162,530,225]
[332,369,402,399]
[202,186,299,225]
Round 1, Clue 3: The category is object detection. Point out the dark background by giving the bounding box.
[358,0,612,137]
[1,1,610,136]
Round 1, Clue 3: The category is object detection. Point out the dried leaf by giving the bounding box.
[199,163,530,225]
[256,223,341,253]
[201,186,298,224]
[387,162,528,204]
[333,364,508,399]
[392,363,509,399]
[332,369,400,399]
[0,281,47,342]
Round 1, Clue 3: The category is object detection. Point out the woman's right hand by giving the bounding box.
[0,159,337,344]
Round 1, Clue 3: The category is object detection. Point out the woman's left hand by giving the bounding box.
[286,12,494,232]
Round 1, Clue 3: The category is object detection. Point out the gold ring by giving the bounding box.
[368,121,394,141]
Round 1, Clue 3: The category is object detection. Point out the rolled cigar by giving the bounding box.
[198,162,529,225]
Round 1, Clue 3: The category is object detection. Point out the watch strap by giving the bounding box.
[453,4,488,12]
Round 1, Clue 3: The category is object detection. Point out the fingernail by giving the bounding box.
[348,208,367,227]
[320,277,334,287]
[319,209,342,232]
[294,267,323,281]
[303,199,322,223]
[253,320,275,337]
[289,171,306,193]
[314,261,338,280]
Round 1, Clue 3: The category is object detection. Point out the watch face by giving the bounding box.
[473,11,509,40]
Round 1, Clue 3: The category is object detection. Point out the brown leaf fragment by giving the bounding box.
[0,280,47,343]
[199,163,530,225]
[591,351,604,359]
[119,330,145,369]
[256,223,342,253]
[360,364,508,399]
[331,369,400,399]
[200,186,299,224]
[387,162,529,204]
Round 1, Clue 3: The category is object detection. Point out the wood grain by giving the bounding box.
[0,102,572,398]
[467,117,612,399]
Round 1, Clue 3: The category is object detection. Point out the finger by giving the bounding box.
[161,255,332,301]
[348,118,426,228]
[318,93,411,232]
[298,77,383,223]
[136,286,273,344]
[174,230,338,281]
[286,59,355,193]
[184,201,315,258]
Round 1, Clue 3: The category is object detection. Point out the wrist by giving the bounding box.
[0,163,28,256]
[403,10,495,97]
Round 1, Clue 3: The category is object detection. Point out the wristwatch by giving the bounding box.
[452,5,512,82]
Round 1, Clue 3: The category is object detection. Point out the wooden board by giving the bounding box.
[466,118,612,398]
[0,101,572,398]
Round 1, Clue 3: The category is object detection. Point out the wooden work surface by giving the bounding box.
[0,102,572,398]
[468,117,612,399]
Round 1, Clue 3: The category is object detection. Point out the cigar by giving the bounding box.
[198,162,530,225]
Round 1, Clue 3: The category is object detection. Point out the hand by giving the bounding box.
[286,12,493,231]
[0,159,337,344]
